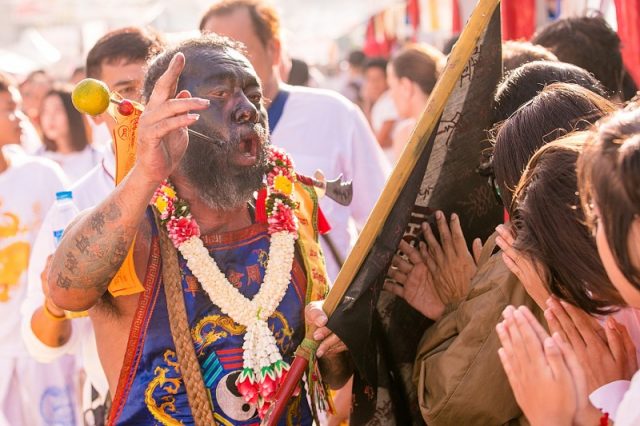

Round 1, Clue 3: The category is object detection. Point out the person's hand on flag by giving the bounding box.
[304,301,348,358]
[385,210,482,320]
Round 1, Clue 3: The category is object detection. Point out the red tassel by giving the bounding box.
[256,188,267,223]
[317,207,331,235]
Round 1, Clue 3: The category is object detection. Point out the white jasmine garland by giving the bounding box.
[151,146,301,416]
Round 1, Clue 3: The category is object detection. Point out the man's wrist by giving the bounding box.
[43,299,67,321]
[130,164,165,189]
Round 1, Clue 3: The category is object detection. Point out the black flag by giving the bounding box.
[326,3,503,424]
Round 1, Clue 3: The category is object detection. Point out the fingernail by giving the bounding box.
[496,224,503,232]
[436,211,443,220]
[188,114,200,120]
[313,331,323,340]
[317,316,327,326]
[419,241,426,249]
[513,309,525,322]
[607,317,616,329]
[198,98,210,104]
[544,337,555,349]
[544,309,553,320]
[421,222,428,230]
[316,349,324,357]
[451,213,458,221]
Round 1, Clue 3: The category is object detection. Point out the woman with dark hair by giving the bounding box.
[387,82,622,425]
[492,82,615,210]
[478,60,609,207]
[491,60,608,125]
[497,130,622,313]
[496,108,640,426]
[36,86,102,183]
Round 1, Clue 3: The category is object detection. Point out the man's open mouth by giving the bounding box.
[233,131,261,166]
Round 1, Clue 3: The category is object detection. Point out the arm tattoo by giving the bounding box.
[56,272,73,289]
[74,235,91,254]
[64,252,79,274]
[52,199,140,296]
[89,212,106,234]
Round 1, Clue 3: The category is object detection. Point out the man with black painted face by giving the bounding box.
[200,0,391,281]
[49,35,351,425]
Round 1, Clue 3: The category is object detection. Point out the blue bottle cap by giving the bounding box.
[55,191,73,201]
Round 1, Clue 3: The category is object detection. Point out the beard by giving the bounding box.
[179,123,269,211]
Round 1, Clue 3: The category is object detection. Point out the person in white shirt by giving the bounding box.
[387,44,445,162]
[35,86,103,183]
[361,57,398,162]
[0,72,78,426]
[200,0,391,280]
[22,27,165,426]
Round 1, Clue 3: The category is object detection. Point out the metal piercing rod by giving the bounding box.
[109,98,218,144]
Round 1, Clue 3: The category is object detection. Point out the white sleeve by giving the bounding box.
[589,380,631,421]
[346,105,391,229]
[21,206,79,362]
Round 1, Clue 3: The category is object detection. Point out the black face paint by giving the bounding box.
[176,49,270,211]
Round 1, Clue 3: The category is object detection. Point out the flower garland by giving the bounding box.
[151,146,299,418]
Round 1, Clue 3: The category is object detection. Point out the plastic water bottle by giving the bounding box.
[51,191,80,247]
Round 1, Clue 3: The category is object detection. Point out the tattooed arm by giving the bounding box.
[49,53,210,311]
[48,168,161,311]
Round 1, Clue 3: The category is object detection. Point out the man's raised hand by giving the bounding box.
[136,53,210,184]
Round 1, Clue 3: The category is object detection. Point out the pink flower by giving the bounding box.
[236,369,259,405]
[237,380,259,405]
[167,216,200,247]
[258,399,272,419]
[259,371,278,401]
[268,204,297,235]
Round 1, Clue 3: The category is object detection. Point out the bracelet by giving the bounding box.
[599,411,609,426]
[43,300,67,322]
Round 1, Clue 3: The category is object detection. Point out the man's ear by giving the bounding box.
[267,37,282,68]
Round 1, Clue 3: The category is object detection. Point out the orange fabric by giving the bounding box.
[293,181,330,304]
[107,97,145,297]
[108,236,144,297]
[109,97,143,185]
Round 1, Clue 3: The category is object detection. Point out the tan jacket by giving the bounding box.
[413,235,543,425]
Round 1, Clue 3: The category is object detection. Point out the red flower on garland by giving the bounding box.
[167,216,201,247]
[258,399,272,419]
[237,378,259,405]
[259,372,278,401]
[268,203,297,234]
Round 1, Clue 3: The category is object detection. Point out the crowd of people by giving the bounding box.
[1,0,640,425]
